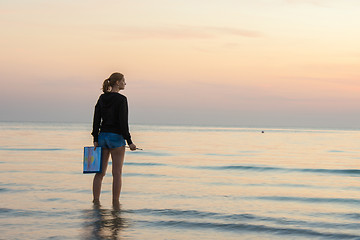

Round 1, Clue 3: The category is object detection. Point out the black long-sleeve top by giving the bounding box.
[91,92,132,145]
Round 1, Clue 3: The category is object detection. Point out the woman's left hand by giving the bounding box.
[129,143,137,151]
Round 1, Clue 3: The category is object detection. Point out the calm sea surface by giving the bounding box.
[1,122,360,239]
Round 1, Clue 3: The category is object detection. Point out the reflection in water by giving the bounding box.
[82,202,130,240]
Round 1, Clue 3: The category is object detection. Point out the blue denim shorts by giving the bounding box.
[98,132,126,149]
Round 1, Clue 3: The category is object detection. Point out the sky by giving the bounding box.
[0,0,359,128]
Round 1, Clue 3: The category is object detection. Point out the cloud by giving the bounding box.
[284,0,328,7]
[203,26,263,38]
[106,25,263,40]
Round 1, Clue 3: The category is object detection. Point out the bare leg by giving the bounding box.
[111,146,125,202]
[93,148,110,203]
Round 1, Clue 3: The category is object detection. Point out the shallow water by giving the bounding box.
[1,122,360,239]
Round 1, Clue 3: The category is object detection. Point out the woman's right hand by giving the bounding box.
[94,142,99,150]
[129,143,137,151]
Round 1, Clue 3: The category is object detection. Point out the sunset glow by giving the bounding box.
[1,0,359,128]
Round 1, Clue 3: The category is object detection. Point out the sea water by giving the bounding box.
[1,122,360,239]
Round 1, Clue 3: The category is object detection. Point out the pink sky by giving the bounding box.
[0,0,359,128]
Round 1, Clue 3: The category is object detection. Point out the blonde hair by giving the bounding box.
[102,72,124,93]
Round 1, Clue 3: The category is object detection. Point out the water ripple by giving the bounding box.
[254,196,360,205]
[0,208,78,218]
[136,219,360,239]
[128,151,173,157]
[125,173,168,178]
[128,208,360,229]
[124,162,167,167]
[0,147,64,151]
[193,165,360,176]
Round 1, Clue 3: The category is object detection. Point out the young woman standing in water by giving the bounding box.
[91,72,137,205]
